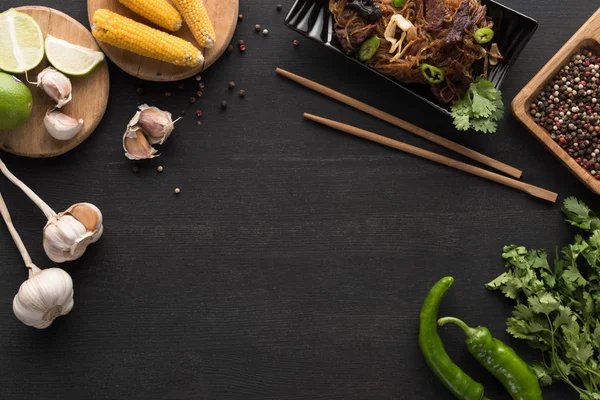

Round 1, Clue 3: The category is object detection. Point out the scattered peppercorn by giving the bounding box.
[197,91,203,97]
[198,83,205,90]
[534,49,600,179]
[238,40,244,46]
[239,89,246,97]
[190,97,196,104]
[195,109,202,117]
[239,44,246,52]
[175,188,181,194]
[180,110,185,116]
[227,44,234,53]
[221,101,228,109]
[157,166,164,173]
[293,39,299,47]
[276,4,282,11]
[255,24,261,32]
[177,83,184,89]
[228,81,236,89]
[195,75,202,81]
[165,91,172,97]
[197,120,202,126]
[263,29,269,36]
[238,14,243,20]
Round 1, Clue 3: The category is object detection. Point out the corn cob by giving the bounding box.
[92,9,203,68]
[171,0,216,49]
[117,0,183,32]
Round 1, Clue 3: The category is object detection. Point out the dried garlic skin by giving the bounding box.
[44,110,84,141]
[13,267,74,329]
[123,126,160,160]
[43,203,104,263]
[37,67,72,108]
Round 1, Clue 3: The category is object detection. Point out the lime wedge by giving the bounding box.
[0,9,44,73]
[45,34,105,76]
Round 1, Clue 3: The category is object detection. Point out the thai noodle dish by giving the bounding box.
[330,0,503,105]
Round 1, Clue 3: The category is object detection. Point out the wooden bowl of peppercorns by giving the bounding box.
[513,8,600,195]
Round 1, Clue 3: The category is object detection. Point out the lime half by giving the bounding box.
[45,34,105,76]
[0,9,44,73]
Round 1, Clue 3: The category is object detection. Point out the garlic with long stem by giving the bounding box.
[123,126,160,160]
[0,158,103,263]
[129,104,180,145]
[44,109,84,141]
[0,193,74,329]
[36,67,72,108]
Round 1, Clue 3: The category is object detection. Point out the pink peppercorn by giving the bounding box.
[595,126,600,132]
[240,44,246,52]
[195,110,202,117]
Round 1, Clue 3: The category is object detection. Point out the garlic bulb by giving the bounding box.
[123,126,159,160]
[44,109,84,141]
[0,159,103,263]
[43,203,103,263]
[13,267,74,329]
[36,67,72,108]
[130,104,179,145]
[0,193,74,329]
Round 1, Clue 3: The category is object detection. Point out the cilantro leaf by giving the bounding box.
[562,197,600,231]
[450,77,504,134]
[489,198,600,399]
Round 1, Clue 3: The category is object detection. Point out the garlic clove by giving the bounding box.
[13,267,74,329]
[43,203,104,263]
[44,110,84,141]
[136,104,178,145]
[37,67,72,108]
[123,126,159,160]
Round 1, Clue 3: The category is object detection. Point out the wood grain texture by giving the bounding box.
[512,7,600,195]
[277,68,523,179]
[87,0,239,81]
[0,0,596,400]
[0,6,109,158]
[304,113,557,202]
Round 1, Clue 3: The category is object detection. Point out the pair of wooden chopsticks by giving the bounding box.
[276,68,558,203]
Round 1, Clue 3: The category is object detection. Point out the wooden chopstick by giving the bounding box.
[304,113,558,203]
[276,67,522,180]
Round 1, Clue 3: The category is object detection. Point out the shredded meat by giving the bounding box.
[336,24,378,55]
[445,0,475,45]
[424,0,446,32]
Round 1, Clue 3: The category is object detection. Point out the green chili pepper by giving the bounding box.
[419,277,490,400]
[420,63,445,84]
[393,0,407,7]
[474,28,495,44]
[438,317,543,400]
[358,36,380,62]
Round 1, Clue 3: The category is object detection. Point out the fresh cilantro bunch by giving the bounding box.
[487,197,600,400]
[451,77,504,134]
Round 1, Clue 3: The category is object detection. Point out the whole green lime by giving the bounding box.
[0,72,33,130]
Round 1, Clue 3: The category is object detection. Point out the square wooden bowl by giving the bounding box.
[512,8,600,194]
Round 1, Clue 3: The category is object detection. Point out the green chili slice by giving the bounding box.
[420,63,445,84]
[474,27,495,44]
[358,36,380,62]
[393,0,407,7]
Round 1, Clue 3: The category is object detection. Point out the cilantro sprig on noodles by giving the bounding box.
[487,197,600,399]
[451,77,504,134]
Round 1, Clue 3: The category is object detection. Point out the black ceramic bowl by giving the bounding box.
[284,0,538,115]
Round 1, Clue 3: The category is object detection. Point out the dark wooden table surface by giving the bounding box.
[0,1,597,399]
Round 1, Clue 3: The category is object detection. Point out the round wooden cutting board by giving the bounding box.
[0,6,110,158]
[87,0,239,82]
